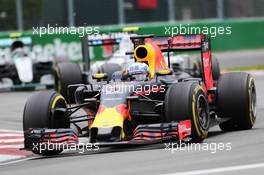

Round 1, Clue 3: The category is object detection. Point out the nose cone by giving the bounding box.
[91,107,125,129]
[90,105,128,142]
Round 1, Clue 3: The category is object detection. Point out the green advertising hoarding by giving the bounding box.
[0,18,264,62]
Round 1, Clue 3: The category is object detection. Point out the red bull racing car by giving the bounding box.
[22,34,257,155]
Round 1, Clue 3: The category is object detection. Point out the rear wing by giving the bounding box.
[81,31,137,71]
[86,32,131,46]
[131,34,214,90]
[130,34,204,51]
[148,35,202,50]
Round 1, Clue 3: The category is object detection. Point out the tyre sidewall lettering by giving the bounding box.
[248,76,256,126]
[191,85,209,139]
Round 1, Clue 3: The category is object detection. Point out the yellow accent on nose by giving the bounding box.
[91,108,125,129]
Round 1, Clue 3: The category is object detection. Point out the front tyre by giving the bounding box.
[23,90,70,155]
[164,82,210,142]
[54,62,83,103]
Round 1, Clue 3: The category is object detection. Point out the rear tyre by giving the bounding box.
[164,82,210,142]
[54,62,83,103]
[23,91,69,155]
[196,57,220,81]
[212,57,220,80]
[10,65,21,85]
[217,73,257,131]
[99,63,121,81]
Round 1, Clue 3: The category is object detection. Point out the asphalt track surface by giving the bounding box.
[215,49,264,68]
[0,50,264,175]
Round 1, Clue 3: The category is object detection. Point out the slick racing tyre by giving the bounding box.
[196,57,220,81]
[211,57,220,80]
[54,62,83,103]
[165,81,210,142]
[98,63,122,81]
[216,73,257,131]
[23,91,70,155]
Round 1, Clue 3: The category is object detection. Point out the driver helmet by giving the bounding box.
[126,62,150,81]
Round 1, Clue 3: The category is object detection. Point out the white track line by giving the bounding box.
[0,144,24,149]
[0,133,23,137]
[0,139,24,143]
[0,157,35,166]
[0,130,23,133]
[164,162,264,175]
[0,155,23,162]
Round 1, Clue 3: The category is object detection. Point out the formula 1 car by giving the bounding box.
[23,34,257,155]
[0,35,53,90]
[54,30,136,103]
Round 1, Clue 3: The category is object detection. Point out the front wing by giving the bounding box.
[23,120,191,151]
